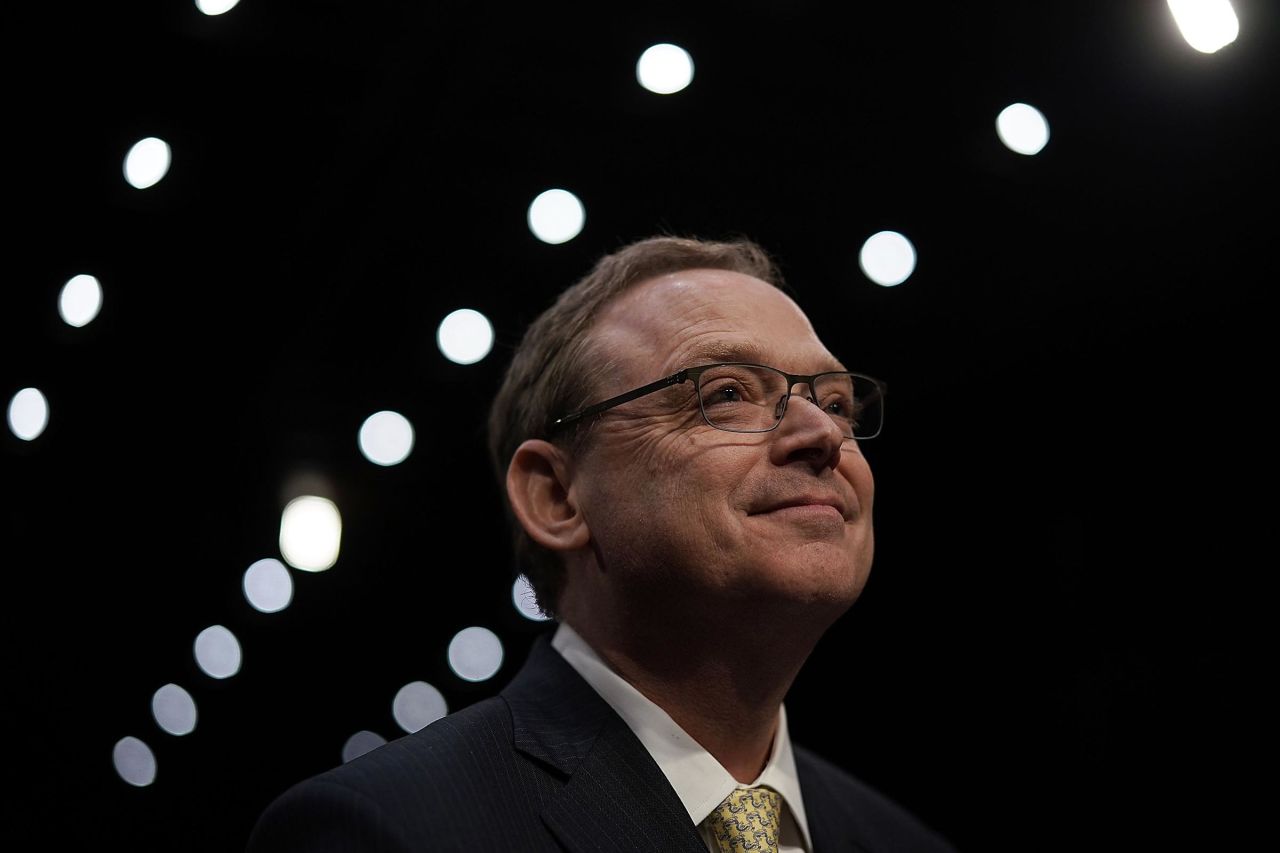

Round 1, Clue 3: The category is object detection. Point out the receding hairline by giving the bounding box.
[583,266,850,379]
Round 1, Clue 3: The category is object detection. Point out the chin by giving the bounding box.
[765,550,867,606]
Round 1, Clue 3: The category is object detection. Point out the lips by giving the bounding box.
[754,493,852,521]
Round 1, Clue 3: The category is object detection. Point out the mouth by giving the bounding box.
[753,495,852,521]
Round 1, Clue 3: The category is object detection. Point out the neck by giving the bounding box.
[562,597,823,783]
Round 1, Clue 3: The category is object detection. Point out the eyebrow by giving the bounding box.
[670,341,849,374]
[673,341,766,367]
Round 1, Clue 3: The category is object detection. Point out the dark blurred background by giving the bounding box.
[2,1,1270,849]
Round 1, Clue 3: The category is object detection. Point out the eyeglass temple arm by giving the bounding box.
[550,369,690,431]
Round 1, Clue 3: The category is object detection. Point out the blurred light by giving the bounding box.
[392,681,448,733]
[112,736,157,787]
[437,308,494,365]
[636,43,694,94]
[194,624,242,679]
[512,575,551,622]
[58,274,103,327]
[123,137,171,190]
[151,683,197,736]
[8,387,49,441]
[448,626,504,682]
[358,410,415,466]
[859,231,917,287]
[342,730,387,763]
[1168,0,1239,53]
[279,495,342,572]
[996,103,1050,155]
[195,0,241,15]
[243,557,293,613]
[527,189,585,245]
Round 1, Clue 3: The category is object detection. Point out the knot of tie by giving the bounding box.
[704,786,782,853]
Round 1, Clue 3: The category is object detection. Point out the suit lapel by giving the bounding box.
[795,746,877,853]
[502,635,706,853]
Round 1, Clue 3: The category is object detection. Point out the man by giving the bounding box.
[248,236,956,851]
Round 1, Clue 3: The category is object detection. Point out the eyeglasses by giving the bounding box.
[549,362,886,440]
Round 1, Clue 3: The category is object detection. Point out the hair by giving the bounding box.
[486,235,786,621]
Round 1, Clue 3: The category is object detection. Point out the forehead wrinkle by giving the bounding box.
[669,336,849,375]
[668,339,766,370]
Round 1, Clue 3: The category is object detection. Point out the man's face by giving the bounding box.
[568,268,875,624]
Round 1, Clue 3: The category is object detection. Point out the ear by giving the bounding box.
[506,439,591,554]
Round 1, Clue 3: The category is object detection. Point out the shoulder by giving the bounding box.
[793,743,958,853]
[317,694,516,798]
[248,696,542,853]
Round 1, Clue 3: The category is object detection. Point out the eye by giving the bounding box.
[704,383,746,406]
[822,395,860,422]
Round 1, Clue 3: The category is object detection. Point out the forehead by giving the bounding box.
[591,268,844,380]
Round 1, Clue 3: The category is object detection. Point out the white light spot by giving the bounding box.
[996,103,1050,156]
[113,736,157,787]
[392,681,448,733]
[123,137,171,190]
[59,274,103,328]
[8,387,49,441]
[195,0,241,15]
[194,624,242,679]
[512,575,551,622]
[1168,0,1239,53]
[448,626,504,683]
[859,231,917,287]
[358,410,415,466]
[527,188,585,245]
[636,43,695,94]
[279,495,342,572]
[243,557,293,613]
[437,308,495,365]
[342,730,388,763]
[151,683,198,736]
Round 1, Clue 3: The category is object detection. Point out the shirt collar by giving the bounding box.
[549,620,813,851]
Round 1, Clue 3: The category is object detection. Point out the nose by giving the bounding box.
[768,382,844,472]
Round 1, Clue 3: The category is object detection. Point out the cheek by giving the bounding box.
[637,442,748,551]
[841,451,875,513]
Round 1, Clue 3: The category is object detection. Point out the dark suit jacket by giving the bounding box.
[247,634,957,852]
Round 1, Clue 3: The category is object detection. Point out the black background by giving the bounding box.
[3,1,1270,849]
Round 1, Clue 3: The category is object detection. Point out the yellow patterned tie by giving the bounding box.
[704,786,782,853]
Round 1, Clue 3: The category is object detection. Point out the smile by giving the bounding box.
[752,493,852,521]
[760,504,844,519]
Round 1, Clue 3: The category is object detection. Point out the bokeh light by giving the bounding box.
[392,681,448,733]
[437,309,494,365]
[358,410,415,466]
[195,0,241,15]
[58,274,103,327]
[123,137,171,189]
[512,575,551,622]
[636,43,695,94]
[1167,0,1239,53]
[859,231,918,287]
[112,736,157,787]
[7,387,49,441]
[996,103,1050,155]
[447,626,504,682]
[151,684,198,736]
[243,557,293,613]
[527,189,585,245]
[194,624,242,679]
[342,730,388,763]
[279,495,342,572]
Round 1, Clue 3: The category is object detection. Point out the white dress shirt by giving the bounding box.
[550,621,813,853]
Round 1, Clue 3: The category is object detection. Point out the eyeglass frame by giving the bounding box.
[548,362,887,440]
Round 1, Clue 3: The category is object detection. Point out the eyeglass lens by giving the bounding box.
[696,364,881,438]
